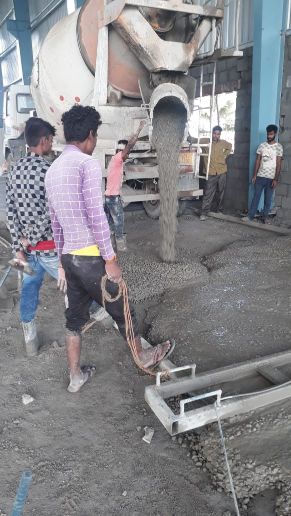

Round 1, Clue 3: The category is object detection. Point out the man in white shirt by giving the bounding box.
[245,124,283,223]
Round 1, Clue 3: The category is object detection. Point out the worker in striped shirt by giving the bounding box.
[45,105,174,393]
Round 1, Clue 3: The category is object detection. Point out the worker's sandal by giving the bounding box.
[67,365,96,393]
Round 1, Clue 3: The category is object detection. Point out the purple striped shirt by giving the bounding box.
[45,145,114,260]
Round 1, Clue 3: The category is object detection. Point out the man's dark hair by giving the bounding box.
[116,139,128,154]
[61,105,102,142]
[25,117,56,147]
[266,124,278,134]
[212,125,222,132]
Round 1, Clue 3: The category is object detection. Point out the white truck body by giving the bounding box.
[3,84,35,163]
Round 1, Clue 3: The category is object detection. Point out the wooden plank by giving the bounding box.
[257,365,290,385]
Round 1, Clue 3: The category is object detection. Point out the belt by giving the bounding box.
[27,240,55,251]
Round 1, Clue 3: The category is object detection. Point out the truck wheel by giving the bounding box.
[143,200,187,219]
[177,200,187,216]
[143,200,161,219]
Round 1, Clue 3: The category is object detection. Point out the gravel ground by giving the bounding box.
[174,401,291,515]
[0,210,291,515]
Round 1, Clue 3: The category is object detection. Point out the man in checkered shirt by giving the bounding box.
[45,105,174,393]
[6,117,63,357]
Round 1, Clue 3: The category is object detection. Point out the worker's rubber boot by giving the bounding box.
[22,320,39,357]
[116,235,127,252]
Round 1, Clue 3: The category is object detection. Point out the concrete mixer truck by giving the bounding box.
[33,0,224,204]
[5,0,226,259]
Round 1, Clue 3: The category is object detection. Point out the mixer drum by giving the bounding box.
[77,0,149,98]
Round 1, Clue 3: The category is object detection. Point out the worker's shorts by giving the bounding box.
[61,254,139,339]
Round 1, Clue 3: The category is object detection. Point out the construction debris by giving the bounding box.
[22,394,34,406]
[142,426,155,444]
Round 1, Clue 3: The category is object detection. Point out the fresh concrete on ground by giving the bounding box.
[0,210,290,515]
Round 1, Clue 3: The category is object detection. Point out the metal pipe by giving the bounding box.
[11,470,32,516]
[206,60,216,181]
[211,18,216,54]
[234,0,240,52]
[285,0,291,31]
[0,266,11,289]
[0,236,11,249]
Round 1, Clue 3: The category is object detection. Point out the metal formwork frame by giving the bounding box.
[145,350,291,436]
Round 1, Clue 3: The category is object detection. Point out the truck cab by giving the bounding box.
[3,84,35,168]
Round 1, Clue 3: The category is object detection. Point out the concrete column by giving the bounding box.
[248,0,286,208]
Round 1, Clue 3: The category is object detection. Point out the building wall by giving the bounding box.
[276,35,291,225]
[0,0,68,88]
[198,0,253,56]
[190,47,253,213]
[0,0,19,87]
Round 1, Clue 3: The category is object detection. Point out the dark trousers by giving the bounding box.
[104,195,124,239]
[201,172,227,215]
[61,254,139,338]
[249,176,273,220]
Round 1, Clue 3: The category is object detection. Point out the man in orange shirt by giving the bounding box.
[104,121,145,251]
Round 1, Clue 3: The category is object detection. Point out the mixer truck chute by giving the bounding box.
[30,0,225,260]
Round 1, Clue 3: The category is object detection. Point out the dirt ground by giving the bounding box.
[1,208,291,515]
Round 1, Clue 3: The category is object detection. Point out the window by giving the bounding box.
[16,94,35,114]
